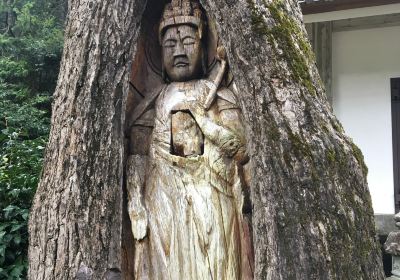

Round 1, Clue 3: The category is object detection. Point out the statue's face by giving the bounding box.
[161,24,203,82]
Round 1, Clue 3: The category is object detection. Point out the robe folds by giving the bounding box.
[128,79,253,280]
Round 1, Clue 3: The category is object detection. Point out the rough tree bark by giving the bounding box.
[201,0,384,279]
[28,0,384,279]
[28,0,146,278]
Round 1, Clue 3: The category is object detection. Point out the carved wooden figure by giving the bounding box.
[127,0,253,279]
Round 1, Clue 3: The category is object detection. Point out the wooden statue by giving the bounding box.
[127,0,253,278]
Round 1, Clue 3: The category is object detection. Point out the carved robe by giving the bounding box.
[128,79,252,280]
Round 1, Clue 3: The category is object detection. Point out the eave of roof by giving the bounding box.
[300,0,400,15]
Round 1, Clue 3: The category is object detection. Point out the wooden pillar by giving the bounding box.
[305,21,333,104]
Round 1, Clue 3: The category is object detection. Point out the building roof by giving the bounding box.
[299,0,334,3]
[300,0,400,14]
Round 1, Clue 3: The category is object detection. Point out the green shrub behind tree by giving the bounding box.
[0,88,49,279]
[0,0,64,278]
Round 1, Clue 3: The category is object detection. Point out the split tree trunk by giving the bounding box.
[29,0,384,279]
[201,0,384,279]
[28,0,146,278]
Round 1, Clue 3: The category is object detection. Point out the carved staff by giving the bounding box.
[204,45,227,110]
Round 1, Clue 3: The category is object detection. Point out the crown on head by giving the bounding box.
[159,0,204,42]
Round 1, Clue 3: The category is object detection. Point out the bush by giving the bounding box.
[0,0,63,278]
[0,88,50,279]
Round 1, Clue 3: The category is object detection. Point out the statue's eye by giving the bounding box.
[182,37,196,46]
[164,40,176,48]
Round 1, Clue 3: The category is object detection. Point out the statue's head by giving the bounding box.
[159,0,206,82]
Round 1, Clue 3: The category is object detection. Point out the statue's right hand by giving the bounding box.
[127,155,149,240]
[128,200,148,240]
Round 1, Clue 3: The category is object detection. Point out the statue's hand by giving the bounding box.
[187,98,245,158]
[127,155,149,240]
[128,199,148,240]
[186,100,207,119]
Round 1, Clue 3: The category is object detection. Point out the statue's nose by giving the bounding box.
[173,40,186,57]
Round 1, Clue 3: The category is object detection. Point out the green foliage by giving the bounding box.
[0,0,64,92]
[0,0,64,278]
[0,57,28,81]
[0,89,50,280]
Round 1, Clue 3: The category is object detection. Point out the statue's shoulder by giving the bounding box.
[152,84,169,100]
[131,84,167,127]
[216,87,239,111]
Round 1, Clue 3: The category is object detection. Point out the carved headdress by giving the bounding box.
[159,0,205,42]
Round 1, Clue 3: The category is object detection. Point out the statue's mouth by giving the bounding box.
[174,62,189,68]
[174,57,189,68]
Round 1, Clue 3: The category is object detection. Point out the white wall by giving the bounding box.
[332,26,400,214]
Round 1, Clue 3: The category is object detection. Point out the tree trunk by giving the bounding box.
[29,0,384,279]
[3,0,15,36]
[200,0,384,279]
[28,0,146,278]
